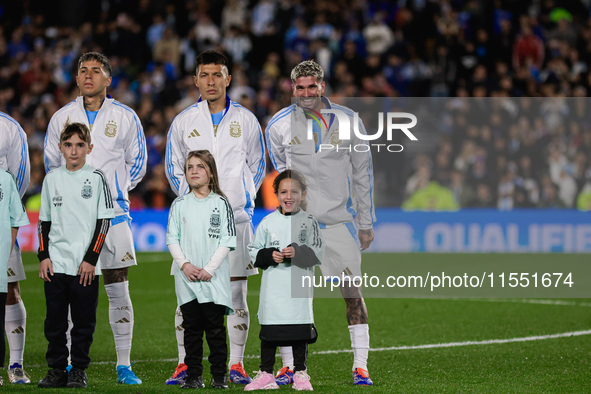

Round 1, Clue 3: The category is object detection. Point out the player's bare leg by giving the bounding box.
[342,283,372,386]
[6,281,29,384]
[103,268,141,385]
[227,276,251,384]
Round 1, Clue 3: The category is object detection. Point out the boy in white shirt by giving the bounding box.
[37,123,114,389]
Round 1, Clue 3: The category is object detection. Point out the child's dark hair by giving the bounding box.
[60,122,91,145]
[78,52,112,77]
[184,150,227,199]
[195,50,229,72]
[273,169,307,210]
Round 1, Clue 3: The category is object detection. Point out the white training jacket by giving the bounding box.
[0,112,30,198]
[265,98,375,229]
[44,97,147,219]
[165,96,265,224]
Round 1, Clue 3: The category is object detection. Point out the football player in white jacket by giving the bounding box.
[165,50,265,385]
[0,112,31,384]
[44,52,146,385]
[265,60,376,386]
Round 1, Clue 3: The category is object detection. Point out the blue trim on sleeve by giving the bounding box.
[346,174,356,220]
[266,105,294,171]
[253,122,265,189]
[242,173,254,220]
[165,126,180,193]
[265,127,279,171]
[111,214,131,226]
[367,150,376,224]
[1,113,28,193]
[113,101,146,183]
[266,105,294,130]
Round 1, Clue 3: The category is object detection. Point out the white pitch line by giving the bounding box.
[32,329,589,368]
[315,329,591,354]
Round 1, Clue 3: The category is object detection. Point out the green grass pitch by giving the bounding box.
[2,253,590,392]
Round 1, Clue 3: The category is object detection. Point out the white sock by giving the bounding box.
[227,280,248,367]
[105,281,134,366]
[5,300,26,366]
[279,347,294,369]
[175,306,185,364]
[349,324,369,371]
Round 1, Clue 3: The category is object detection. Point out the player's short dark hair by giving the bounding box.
[195,50,229,73]
[60,122,91,145]
[78,52,112,77]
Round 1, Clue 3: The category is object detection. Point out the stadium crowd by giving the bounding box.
[1,0,591,210]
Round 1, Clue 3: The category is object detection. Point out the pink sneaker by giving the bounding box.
[293,371,313,391]
[244,371,279,391]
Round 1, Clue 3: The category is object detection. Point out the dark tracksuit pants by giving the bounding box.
[44,273,99,370]
[180,298,227,379]
[260,340,308,373]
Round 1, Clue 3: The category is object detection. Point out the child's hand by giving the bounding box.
[197,269,213,282]
[78,262,96,287]
[39,258,54,282]
[282,246,295,259]
[182,262,201,282]
[272,251,284,263]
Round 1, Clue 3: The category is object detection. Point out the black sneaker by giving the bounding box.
[181,375,205,389]
[67,368,88,388]
[211,375,229,389]
[38,368,68,388]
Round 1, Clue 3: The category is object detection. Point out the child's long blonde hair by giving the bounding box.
[184,150,227,200]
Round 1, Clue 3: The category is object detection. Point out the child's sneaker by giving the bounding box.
[244,371,279,391]
[181,375,205,389]
[117,365,142,385]
[352,368,373,386]
[8,363,31,384]
[38,368,68,388]
[211,374,229,389]
[66,368,87,388]
[293,371,313,391]
[165,363,187,385]
[229,363,252,384]
[275,366,294,385]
